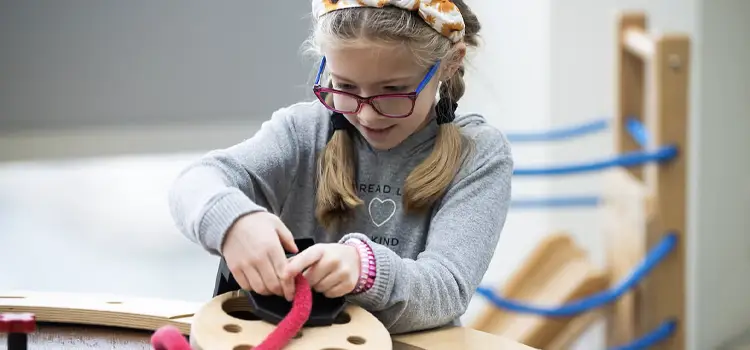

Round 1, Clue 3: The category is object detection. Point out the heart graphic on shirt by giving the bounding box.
[368,197,397,227]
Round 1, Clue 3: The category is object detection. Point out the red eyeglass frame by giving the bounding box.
[311,56,440,118]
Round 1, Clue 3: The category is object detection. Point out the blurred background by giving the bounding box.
[0,1,747,349]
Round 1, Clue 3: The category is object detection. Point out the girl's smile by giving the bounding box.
[358,123,397,142]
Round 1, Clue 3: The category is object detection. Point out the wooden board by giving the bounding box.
[600,168,651,345]
[615,11,647,181]
[394,325,537,350]
[613,10,690,350]
[0,291,196,333]
[469,233,609,349]
[189,290,392,350]
[642,28,690,350]
[546,311,603,350]
[0,291,537,350]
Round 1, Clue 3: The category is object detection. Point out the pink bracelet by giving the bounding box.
[344,238,376,294]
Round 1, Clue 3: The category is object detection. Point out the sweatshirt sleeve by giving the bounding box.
[339,132,513,334]
[168,107,303,256]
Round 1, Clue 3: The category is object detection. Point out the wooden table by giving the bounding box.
[0,291,536,350]
[0,323,536,350]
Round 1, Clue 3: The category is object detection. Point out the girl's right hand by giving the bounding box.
[221,211,299,301]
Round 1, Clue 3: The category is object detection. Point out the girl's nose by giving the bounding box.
[357,103,386,125]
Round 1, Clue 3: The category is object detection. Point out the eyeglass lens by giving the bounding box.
[318,90,414,117]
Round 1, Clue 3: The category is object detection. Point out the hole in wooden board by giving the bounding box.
[233,346,253,350]
[348,336,366,345]
[319,348,347,350]
[106,301,122,304]
[222,295,261,321]
[333,311,351,324]
[293,331,303,339]
[223,324,242,333]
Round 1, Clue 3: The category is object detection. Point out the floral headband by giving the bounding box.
[313,0,465,43]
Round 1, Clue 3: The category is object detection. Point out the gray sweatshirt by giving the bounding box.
[168,100,513,334]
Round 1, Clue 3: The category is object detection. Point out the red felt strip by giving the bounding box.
[254,274,313,350]
[150,325,191,350]
[150,274,313,350]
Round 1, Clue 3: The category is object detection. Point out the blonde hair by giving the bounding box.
[306,1,482,231]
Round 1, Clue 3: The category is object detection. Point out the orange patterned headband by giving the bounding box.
[313,0,466,43]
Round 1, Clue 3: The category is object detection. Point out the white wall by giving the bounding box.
[688,1,750,348]
[458,0,555,325]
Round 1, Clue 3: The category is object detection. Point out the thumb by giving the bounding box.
[276,224,298,254]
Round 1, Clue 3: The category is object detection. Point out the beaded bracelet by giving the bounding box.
[344,238,376,294]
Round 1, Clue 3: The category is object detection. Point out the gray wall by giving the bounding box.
[689,1,750,348]
[0,1,315,133]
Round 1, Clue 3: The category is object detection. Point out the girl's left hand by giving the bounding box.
[283,243,361,298]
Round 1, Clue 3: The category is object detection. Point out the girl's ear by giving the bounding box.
[440,42,467,81]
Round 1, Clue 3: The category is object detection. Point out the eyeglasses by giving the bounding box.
[312,56,439,118]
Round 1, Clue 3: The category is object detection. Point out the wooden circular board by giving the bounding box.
[189,290,392,350]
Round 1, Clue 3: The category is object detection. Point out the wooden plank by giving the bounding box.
[393,326,538,350]
[469,234,609,349]
[611,10,690,349]
[601,168,650,346]
[546,311,603,350]
[0,291,197,333]
[190,290,393,350]
[638,32,691,350]
[624,29,656,59]
[615,11,647,181]
[470,233,570,331]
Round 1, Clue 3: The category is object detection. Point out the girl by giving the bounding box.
[168,0,513,334]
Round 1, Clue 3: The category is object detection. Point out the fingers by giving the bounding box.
[244,266,270,295]
[256,253,283,297]
[268,243,295,301]
[230,263,269,295]
[311,269,343,294]
[229,265,251,290]
[322,280,354,298]
[276,225,298,254]
[306,260,357,298]
[303,258,335,287]
[302,264,322,287]
[285,245,324,279]
[279,274,295,302]
[273,225,298,301]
